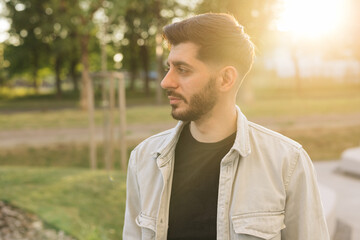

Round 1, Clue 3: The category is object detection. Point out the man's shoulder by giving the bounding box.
[247,121,302,150]
[245,121,308,182]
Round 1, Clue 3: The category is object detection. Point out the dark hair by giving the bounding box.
[163,13,255,76]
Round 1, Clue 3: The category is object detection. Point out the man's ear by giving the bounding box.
[218,66,238,92]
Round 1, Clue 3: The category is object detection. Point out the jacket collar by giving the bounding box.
[155,121,185,166]
[155,105,251,166]
[232,105,252,157]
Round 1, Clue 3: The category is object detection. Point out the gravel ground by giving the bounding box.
[0,201,75,240]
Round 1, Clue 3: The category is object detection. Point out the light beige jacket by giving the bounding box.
[123,106,329,240]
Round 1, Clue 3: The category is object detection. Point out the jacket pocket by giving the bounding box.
[135,212,156,240]
[231,211,285,240]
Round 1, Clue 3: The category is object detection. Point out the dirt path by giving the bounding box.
[0,122,176,149]
[1,113,360,149]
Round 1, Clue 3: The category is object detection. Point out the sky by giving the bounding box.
[276,0,347,40]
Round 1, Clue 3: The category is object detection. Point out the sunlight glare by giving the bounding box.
[277,0,345,39]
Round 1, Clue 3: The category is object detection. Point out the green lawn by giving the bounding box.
[281,125,360,160]
[0,105,174,130]
[0,143,134,169]
[1,124,359,240]
[1,83,360,239]
[1,83,360,130]
[0,167,126,240]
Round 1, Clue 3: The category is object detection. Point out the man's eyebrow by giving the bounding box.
[167,61,193,69]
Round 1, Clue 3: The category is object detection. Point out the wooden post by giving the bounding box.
[101,75,110,171]
[100,24,110,171]
[107,74,115,171]
[116,73,127,171]
[87,76,96,170]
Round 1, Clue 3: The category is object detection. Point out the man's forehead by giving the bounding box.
[166,42,201,65]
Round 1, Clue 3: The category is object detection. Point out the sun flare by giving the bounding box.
[276,0,346,39]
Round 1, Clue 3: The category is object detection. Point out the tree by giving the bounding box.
[47,0,103,109]
[4,0,83,96]
[0,44,9,87]
[121,0,191,96]
[5,0,51,92]
[40,1,83,97]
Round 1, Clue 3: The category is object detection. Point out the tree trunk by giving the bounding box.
[31,50,39,94]
[129,60,137,91]
[80,34,97,170]
[70,58,79,93]
[115,73,127,171]
[128,36,138,91]
[100,40,107,72]
[155,32,164,104]
[140,45,150,95]
[55,55,62,98]
[32,68,38,93]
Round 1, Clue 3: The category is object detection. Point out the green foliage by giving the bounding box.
[2,0,194,95]
[4,14,48,88]
[0,166,127,240]
[120,0,191,93]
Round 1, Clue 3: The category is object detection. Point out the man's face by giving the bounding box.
[161,42,219,121]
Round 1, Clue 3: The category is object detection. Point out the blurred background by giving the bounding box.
[0,0,359,239]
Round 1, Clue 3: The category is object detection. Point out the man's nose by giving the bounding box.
[160,70,178,90]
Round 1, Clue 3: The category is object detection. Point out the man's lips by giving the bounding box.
[167,91,187,104]
[168,96,182,105]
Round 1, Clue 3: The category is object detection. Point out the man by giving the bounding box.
[123,13,329,240]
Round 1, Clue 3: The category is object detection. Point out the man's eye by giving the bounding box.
[177,67,188,73]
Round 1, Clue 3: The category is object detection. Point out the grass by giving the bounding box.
[0,89,81,110]
[0,143,135,169]
[0,105,174,130]
[0,86,175,130]
[1,82,360,239]
[281,125,360,160]
[241,96,360,117]
[0,166,126,240]
[0,122,359,169]
[1,124,359,240]
[240,83,360,117]
[0,86,162,111]
[1,83,360,130]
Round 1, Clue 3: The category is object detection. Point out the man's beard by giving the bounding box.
[167,77,218,122]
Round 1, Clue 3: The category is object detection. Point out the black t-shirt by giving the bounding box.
[167,123,236,240]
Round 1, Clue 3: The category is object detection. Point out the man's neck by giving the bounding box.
[189,104,237,143]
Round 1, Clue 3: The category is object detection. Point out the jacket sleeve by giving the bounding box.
[123,150,142,239]
[282,148,330,240]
